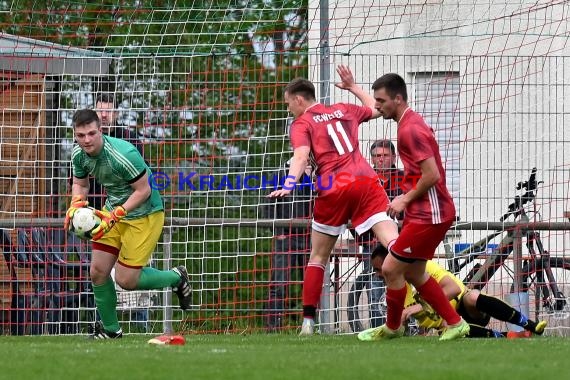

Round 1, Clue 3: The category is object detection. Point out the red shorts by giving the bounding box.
[312,181,391,236]
[391,219,454,261]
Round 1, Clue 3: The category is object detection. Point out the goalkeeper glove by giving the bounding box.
[91,206,128,241]
[64,195,89,231]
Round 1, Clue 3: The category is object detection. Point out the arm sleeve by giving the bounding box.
[403,284,417,308]
[116,147,148,183]
[290,120,311,149]
[125,129,144,157]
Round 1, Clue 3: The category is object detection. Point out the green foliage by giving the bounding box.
[0,1,306,163]
[1,0,309,330]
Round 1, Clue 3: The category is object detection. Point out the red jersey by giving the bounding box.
[397,108,456,224]
[290,103,375,193]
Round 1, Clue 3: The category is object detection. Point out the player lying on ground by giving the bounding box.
[359,245,547,339]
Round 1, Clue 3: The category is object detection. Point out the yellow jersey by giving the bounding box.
[403,261,467,330]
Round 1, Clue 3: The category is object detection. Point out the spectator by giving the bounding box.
[88,93,144,210]
[351,139,405,329]
[264,161,313,331]
[370,139,404,202]
[95,93,142,150]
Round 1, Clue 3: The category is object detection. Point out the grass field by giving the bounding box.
[1,334,569,380]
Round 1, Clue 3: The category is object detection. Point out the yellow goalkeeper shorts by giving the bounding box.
[94,211,165,268]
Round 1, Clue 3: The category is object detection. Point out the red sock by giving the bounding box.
[302,263,326,318]
[416,277,461,325]
[386,286,407,330]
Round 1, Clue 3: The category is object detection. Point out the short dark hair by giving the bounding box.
[72,109,100,129]
[371,244,389,260]
[95,93,116,106]
[284,78,316,101]
[370,139,396,155]
[371,73,408,102]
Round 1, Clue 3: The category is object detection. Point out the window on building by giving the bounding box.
[411,72,461,212]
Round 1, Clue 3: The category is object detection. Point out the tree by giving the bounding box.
[1,0,310,331]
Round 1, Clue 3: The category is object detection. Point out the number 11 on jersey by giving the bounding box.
[327,121,354,155]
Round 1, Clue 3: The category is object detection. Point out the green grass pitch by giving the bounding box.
[1,335,569,380]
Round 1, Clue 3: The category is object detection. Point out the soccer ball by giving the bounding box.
[71,207,101,240]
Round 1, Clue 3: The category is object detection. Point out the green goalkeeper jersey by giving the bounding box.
[71,135,163,219]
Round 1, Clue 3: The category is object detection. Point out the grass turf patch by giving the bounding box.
[1,334,569,380]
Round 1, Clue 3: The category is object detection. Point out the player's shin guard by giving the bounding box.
[475,293,538,332]
[92,277,121,333]
[416,277,462,325]
[302,263,325,319]
[385,286,407,330]
[136,267,181,289]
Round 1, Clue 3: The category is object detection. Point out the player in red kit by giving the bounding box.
[357,73,470,342]
[268,66,399,335]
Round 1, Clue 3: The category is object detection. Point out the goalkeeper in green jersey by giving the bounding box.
[65,109,192,339]
[359,245,547,339]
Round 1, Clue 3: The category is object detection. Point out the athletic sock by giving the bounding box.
[303,306,317,320]
[491,329,505,338]
[385,285,407,330]
[475,293,538,332]
[93,277,120,333]
[302,317,315,325]
[136,267,181,290]
[302,263,325,318]
[466,324,505,338]
[519,314,538,332]
[416,277,461,325]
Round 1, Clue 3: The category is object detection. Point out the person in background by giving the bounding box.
[88,93,144,210]
[370,139,404,203]
[95,93,142,151]
[350,139,406,329]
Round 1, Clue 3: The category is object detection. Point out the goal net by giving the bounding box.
[312,0,570,336]
[0,0,569,336]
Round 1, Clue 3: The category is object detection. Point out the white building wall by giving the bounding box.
[307,0,570,252]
